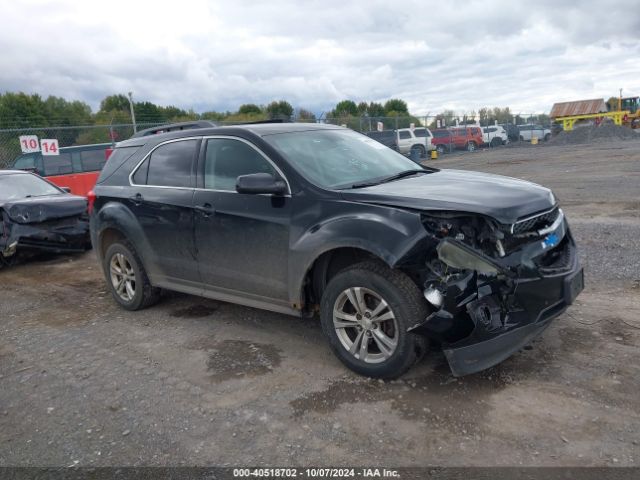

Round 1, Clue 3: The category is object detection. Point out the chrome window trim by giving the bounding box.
[129,136,202,188]
[128,135,292,197]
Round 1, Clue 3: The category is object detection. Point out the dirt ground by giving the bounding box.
[1,140,639,467]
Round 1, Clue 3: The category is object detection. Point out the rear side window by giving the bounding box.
[42,153,73,176]
[137,140,198,187]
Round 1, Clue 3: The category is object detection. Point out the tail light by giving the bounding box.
[87,190,96,215]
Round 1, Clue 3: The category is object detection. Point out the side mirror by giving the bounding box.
[236,173,287,195]
[60,187,72,193]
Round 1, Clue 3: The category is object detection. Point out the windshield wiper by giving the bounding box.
[351,169,429,189]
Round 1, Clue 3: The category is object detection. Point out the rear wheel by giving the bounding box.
[103,241,161,311]
[411,144,426,158]
[436,144,446,154]
[544,133,551,142]
[490,137,501,147]
[320,261,428,379]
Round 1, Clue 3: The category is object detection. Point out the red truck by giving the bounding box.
[431,126,484,154]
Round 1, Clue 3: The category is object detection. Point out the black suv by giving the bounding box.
[90,123,583,378]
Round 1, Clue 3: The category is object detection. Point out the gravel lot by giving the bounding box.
[1,140,639,467]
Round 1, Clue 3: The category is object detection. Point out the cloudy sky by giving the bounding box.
[1,0,639,116]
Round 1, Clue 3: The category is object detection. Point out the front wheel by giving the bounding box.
[436,144,446,154]
[466,141,476,152]
[103,241,161,311]
[320,261,428,379]
[544,133,551,142]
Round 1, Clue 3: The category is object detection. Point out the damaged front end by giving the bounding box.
[1,196,90,265]
[409,207,584,376]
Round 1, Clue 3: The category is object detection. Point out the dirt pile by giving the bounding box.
[550,123,639,145]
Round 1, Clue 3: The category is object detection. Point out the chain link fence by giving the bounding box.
[0,114,552,169]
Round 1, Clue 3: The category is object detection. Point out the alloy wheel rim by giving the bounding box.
[333,287,398,364]
[109,253,136,302]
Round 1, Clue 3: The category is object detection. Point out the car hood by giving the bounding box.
[340,169,555,224]
[0,194,87,224]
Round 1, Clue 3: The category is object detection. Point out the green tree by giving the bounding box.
[297,108,316,122]
[363,102,385,119]
[265,100,293,119]
[238,104,263,115]
[134,101,163,123]
[332,100,358,117]
[383,98,408,115]
[99,94,130,113]
[0,92,48,128]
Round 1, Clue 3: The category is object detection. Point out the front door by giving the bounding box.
[193,137,291,304]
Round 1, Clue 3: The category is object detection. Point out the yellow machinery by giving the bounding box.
[554,95,639,131]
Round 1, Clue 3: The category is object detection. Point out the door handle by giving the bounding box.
[194,203,215,217]
[129,193,144,206]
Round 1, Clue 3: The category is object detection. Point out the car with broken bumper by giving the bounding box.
[90,123,583,378]
[0,170,90,266]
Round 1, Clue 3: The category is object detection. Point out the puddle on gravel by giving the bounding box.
[290,361,511,433]
[205,340,281,381]
[171,303,220,318]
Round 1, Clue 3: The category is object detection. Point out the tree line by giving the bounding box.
[0,91,551,136]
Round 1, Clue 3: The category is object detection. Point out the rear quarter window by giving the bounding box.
[96,146,140,184]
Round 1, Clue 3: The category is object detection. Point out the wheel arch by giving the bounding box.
[93,201,157,280]
[291,209,429,312]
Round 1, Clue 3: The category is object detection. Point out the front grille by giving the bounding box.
[512,207,559,235]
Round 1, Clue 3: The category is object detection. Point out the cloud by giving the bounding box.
[0,0,638,116]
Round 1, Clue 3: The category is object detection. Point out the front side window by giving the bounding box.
[264,129,425,190]
[204,138,277,191]
[399,131,411,139]
[136,139,197,187]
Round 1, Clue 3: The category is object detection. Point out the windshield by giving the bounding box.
[264,129,424,189]
[0,173,62,201]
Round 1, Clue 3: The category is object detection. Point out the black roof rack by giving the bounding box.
[131,120,218,138]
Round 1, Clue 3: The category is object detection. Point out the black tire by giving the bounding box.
[544,133,551,142]
[519,135,525,142]
[411,144,426,158]
[103,241,161,311]
[490,137,501,147]
[466,141,476,152]
[436,144,446,154]
[320,261,428,379]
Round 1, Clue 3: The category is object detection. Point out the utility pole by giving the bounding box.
[128,91,137,133]
[618,88,623,112]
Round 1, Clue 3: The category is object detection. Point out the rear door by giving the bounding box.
[128,138,200,287]
[397,130,412,153]
[193,137,291,303]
